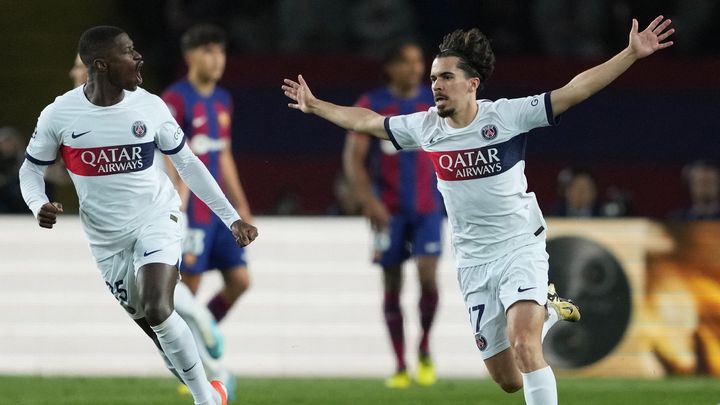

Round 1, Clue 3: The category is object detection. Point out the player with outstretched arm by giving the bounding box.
[19,26,258,405]
[283,16,674,405]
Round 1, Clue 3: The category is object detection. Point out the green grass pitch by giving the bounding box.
[1,376,718,404]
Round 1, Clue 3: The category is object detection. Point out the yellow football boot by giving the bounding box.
[547,283,581,322]
[415,356,437,386]
[177,384,191,396]
[385,370,411,389]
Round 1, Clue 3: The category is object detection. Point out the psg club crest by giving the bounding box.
[131,121,147,138]
[481,124,498,140]
[475,334,488,351]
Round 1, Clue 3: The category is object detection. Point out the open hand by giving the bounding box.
[282,75,317,113]
[231,219,258,247]
[629,15,675,59]
[38,202,63,229]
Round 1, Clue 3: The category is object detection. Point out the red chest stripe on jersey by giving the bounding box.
[415,151,437,213]
[427,135,526,181]
[61,141,155,176]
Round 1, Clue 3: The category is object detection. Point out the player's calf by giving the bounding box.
[221,266,251,302]
[484,349,523,393]
[506,301,547,373]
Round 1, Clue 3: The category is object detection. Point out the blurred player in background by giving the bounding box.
[343,42,442,388]
[20,26,260,405]
[284,16,674,405]
[162,24,252,398]
[69,53,88,87]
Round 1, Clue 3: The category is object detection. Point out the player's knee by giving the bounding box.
[498,379,522,393]
[382,268,402,291]
[384,282,402,294]
[234,274,251,293]
[511,337,531,354]
[510,336,542,364]
[419,278,437,291]
[225,271,251,298]
[143,301,173,325]
[417,258,437,289]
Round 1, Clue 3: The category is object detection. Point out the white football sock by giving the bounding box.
[522,366,557,405]
[158,347,183,383]
[542,306,559,342]
[151,311,219,405]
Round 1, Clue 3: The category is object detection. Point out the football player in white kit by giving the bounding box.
[283,16,674,405]
[19,26,258,405]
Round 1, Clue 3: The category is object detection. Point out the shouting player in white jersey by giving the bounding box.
[19,26,258,405]
[283,16,674,405]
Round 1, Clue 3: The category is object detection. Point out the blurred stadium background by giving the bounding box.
[1,1,719,404]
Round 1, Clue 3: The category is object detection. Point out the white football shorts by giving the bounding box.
[457,241,549,360]
[95,211,183,320]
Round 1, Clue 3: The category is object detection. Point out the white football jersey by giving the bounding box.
[386,93,557,267]
[26,86,185,260]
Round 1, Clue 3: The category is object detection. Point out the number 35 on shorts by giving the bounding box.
[105,279,137,315]
[468,304,488,352]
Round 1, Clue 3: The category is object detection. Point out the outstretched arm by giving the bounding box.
[282,75,389,140]
[551,16,675,117]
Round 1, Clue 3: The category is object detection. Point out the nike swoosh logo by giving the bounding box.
[71,130,91,139]
[182,362,197,373]
[517,286,537,293]
[143,249,162,257]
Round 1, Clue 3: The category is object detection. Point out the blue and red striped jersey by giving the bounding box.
[162,79,233,224]
[352,86,441,215]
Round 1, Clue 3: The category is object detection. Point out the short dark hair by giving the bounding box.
[436,28,495,90]
[181,24,226,52]
[557,167,597,196]
[77,26,126,67]
[382,41,422,67]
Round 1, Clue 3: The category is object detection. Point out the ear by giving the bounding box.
[469,77,481,93]
[93,58,108,73]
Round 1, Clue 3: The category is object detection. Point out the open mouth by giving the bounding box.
[434,95,448,102]
[135,61,144,85]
